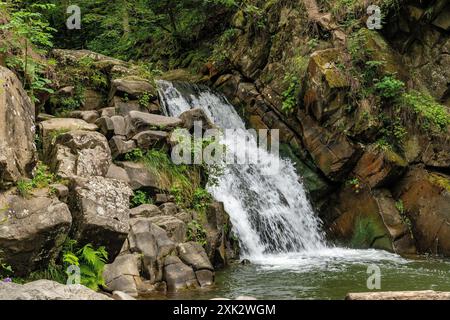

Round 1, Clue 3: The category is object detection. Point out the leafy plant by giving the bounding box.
[16,162,55,197]
[131,190,153,207]
[401,91,450,131]
[374,76,405,99]
[281,76,299,114]
[192,188,212,212]
[187,220,208,247]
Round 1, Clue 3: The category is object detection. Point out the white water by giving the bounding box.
[157,80,402,265]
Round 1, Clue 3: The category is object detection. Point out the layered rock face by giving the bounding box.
[205,0,450,255]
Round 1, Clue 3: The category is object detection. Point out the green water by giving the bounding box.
[148,248,450,300]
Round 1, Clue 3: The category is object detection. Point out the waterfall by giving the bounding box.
[157,80,326,259]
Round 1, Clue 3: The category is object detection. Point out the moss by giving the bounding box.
[429,174,450,192]
[351,216,392,251]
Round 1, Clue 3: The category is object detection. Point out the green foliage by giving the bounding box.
[374,76,405,99]
[131,190,153,207]
[125,148,202,207]
[281,76,299,114]
[192,188,212,212]
[138,91,152,108]
[187,220,208,247]
[0,3,56,102]
[401,91,450,131]
[395,200,404,214]
[16,162,55,197]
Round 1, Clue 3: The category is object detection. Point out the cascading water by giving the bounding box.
[157,80,326,258]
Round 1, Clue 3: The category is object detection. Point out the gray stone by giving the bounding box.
[132,130,168,149]
[163,256,198,292]
[195,270,214,287]
[0,280,112,300]
[103,254,141,297]
[109,77,155,101]
[177,242,214,271]
[69,176,133,258]
[0,66,36,187]
[159,202,178,215]
[69,110,99,124]
[109,136,136,159]
[149,216,186,243]
[125,111,182,137]
[0,191,72,276]
[130,204,162,218]
[116,161,160,191]
[105,164,130,183]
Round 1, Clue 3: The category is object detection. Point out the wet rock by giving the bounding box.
[329,187,416,254]
[163,256,198,292]
[68,176,133,259]
[49,130,112,178]
[179,108,215,131]
[195,270,214,287]
[0,280,111,300]
[103,253,141,297]
[0,191,72,275]
[394,166,450,256]
[0,66,36,187]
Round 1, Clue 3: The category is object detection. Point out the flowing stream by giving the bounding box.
[156,80,450,299]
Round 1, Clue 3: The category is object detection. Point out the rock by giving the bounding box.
[115,161,160,191]
[111,97,148,116]
[49,130,112,178]
[69,110,100,124]
[298,112,361,181]
[49,183,69,203]
[352,145,408,188]
[235,296,258,300]
[100,107,116,118]
[394,166,450,256]
[0,280,111,300]
[105,164,129,183]
[154,193,174,205]
[82,89,104,110]
[432,4,450,31]
[179,108,215,131]
[177,242,214,271]
[103,254,141,297]
[0,191,72,275]
[329,187,416,254]
[149,216,186,243]
[346,290,450,300]
[127,219,175,283]
[175,211,193,224]
[109,77,155,101]
[132,130,168,149]
[68,176,133,259]
[163,256,198,292]
[112,291,136,300]
[159,202,178,215]
[125,111,182,137]
[39,118,97,155]
[95,116,127,138]
[109,136,136,159]
[0,66,36,187]
[130,204,162,218]
[195,270,214,287]
[303,49,349,122]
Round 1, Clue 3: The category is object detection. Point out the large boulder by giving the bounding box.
[0,190,72,275]
[0,280,111,300]
[115,161,160,191]
[329,187,416,255]
[148,216,187,244]
[68,176,133,259]
[394,166,450,256]
[0,66,36,187]
[49,130,112,178]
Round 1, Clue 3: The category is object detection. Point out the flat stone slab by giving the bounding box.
[345,290,450,300]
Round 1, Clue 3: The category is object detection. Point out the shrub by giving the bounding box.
[187,220,208,247]
[131,190,153,207]
[374,76,405,99]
